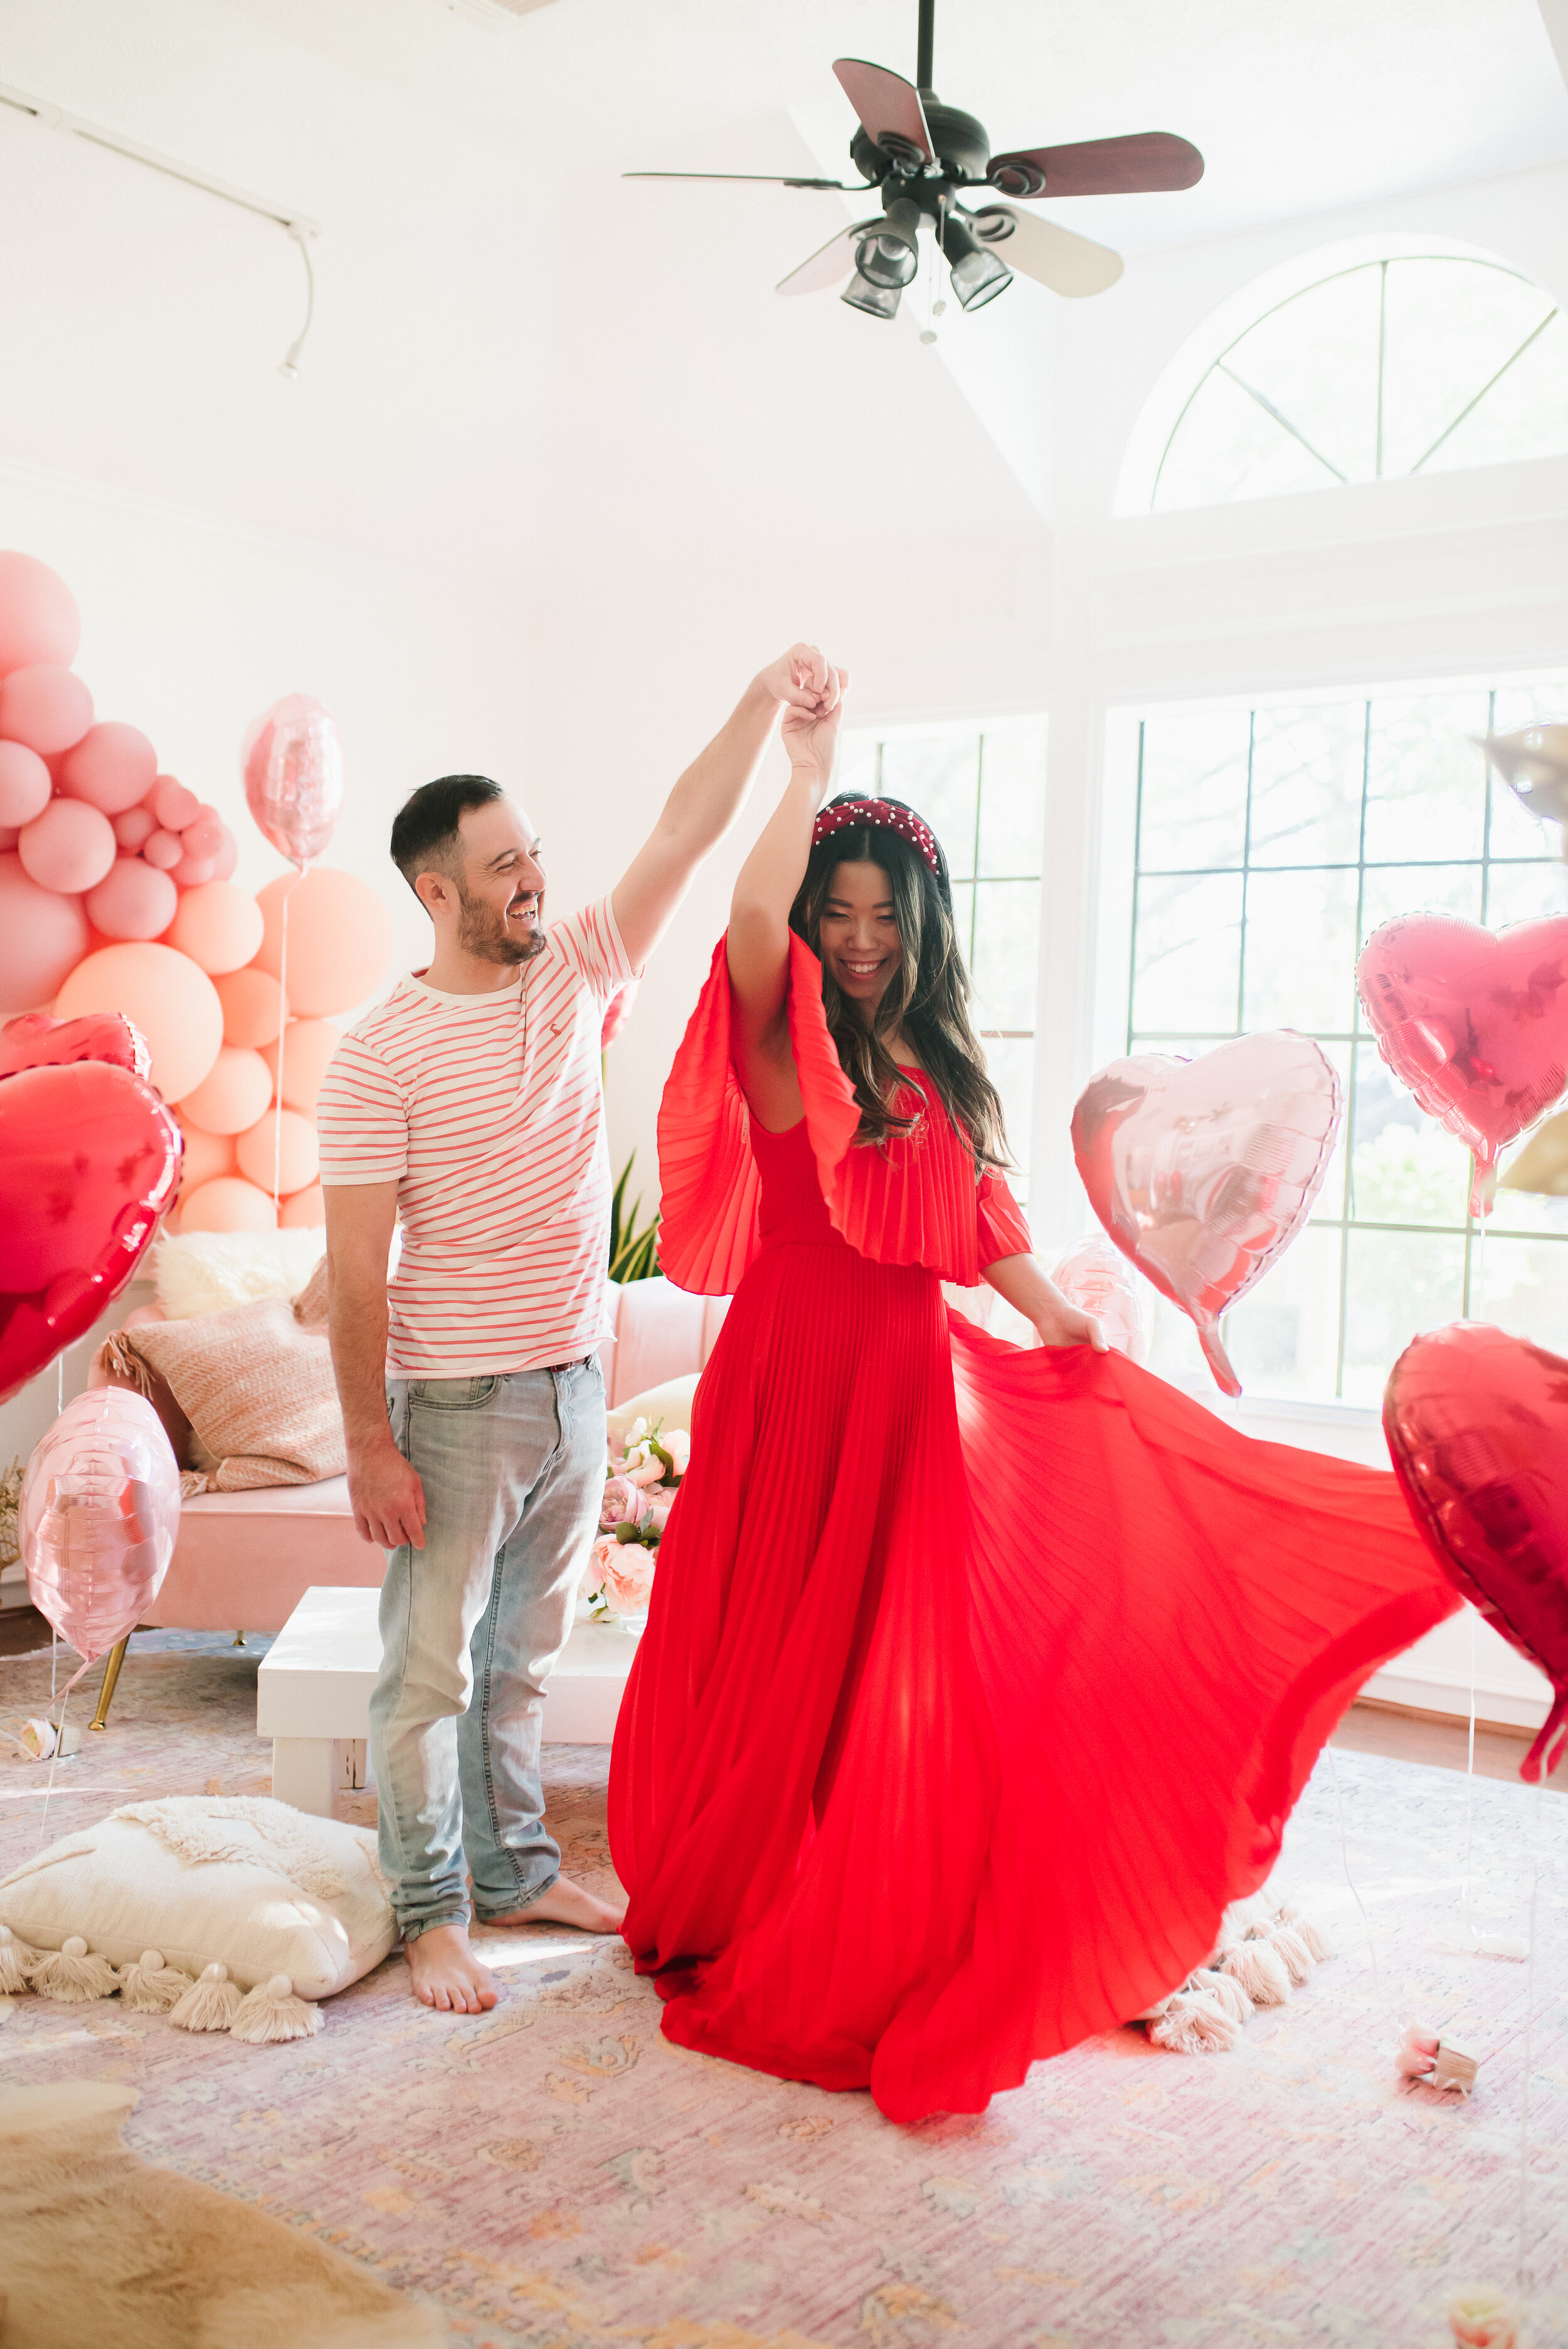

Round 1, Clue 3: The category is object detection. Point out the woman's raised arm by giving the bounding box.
[727,662,847,1128]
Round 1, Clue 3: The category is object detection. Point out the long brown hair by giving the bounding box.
[788,793,1010,1172]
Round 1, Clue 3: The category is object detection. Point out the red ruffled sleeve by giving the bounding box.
[656,931,1030,1294]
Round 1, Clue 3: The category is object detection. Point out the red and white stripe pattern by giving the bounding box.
[317,897,637,1377]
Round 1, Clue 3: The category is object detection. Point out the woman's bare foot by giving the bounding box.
[482,1873,626,1934]
[404,1921,499,2012]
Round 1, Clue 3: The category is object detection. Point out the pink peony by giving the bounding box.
[603,1547,656,1615]
[581,1535,618,1595]
[624,1458,667,1489]
[600,1475,642,1530]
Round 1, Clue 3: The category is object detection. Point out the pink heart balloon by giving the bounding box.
[1383,1322,1568,1783]
[1049,1234,1151,1362]
[0,1009,151,1082]
[1071,1032,1342,1397]
[243,692,344,871]
[21,1386,180,1668]
[1356,913,1568,1217]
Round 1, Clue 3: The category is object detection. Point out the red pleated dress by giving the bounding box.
[608,935,1457,2122]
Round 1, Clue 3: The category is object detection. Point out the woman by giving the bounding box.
[608,662,1455,2123]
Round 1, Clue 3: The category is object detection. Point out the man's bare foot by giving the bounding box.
[403,1921,499,2012]
[482,1873,626,1934]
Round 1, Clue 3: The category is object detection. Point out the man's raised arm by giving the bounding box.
[610,644,841,969]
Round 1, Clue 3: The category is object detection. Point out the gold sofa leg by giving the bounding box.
[90,1636,130,1732]
[233,1630,248,1648]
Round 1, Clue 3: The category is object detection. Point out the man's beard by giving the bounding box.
[456,884,548,968]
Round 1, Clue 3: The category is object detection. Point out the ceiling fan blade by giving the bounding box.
[776,221,877,296]
[965,204,1123,298]
[985,132,1204,199]
[623,172,855,189]
[832,58,933,162]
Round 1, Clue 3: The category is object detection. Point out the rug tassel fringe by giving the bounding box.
[169,1961,242,2033]
[1264,1921,1316,1986]
[117,1949,197,2013]
[1221,1938,1292,2007]
[1148,1989,1240,2055]
[228,1973,322,2044]
[31,1936,119,2003]
[1276,1901,1332,1963]
[0,1923,40,1996]
[1192,1966,1254,2026]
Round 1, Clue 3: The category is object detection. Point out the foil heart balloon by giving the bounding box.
[1480,723,1568,852]
[1071,1033,1342,1397]
[21,1386,180,1669]
[0,1060,182,1404]
[0,1009,150,1081]
[1050,1235,1151,1362]
[1383,1322,1568,1783]
[243,692,344,870]
[1356,913,1568,1217]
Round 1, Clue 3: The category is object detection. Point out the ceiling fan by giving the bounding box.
[625,0,1203,321]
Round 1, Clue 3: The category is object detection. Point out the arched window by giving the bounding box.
[1147,256,1567,512]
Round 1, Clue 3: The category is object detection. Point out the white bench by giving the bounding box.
[257,1584,643,1818]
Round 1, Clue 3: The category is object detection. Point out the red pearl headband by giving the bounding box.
[811,798,940,874]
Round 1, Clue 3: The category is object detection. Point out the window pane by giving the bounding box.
[880,734,980,879]
[1491,1146,1568,1238]
[977,729,1046,878]
[970,881,1041,1033]
[950,881,975,965]
[1350,1044,1470,1230]
[1474,1234,1568,1357]
[1222,263,1382,484]
[1418,310,1568,475]
[1360,862,1481,937]
[1249,703,1364,866]
[1153,365,1341,512]
[834,731,879,803]
[1340,1228,1466,1406]
[1242,868,1359,1032]
[1132,872,1243,1035]
[1144,1290,1210,1383]
[1224,1224,1343,1401]
[1485,863,1568,928]
[1363,692,1489,864]
[1138,708,1251,871]
[1380,260,1559,477]
[982,1033,1034,1191]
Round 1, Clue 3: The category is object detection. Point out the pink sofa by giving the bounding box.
[88,1275,728,1719]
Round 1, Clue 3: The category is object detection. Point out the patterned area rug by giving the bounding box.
[1,1635,1564,2349]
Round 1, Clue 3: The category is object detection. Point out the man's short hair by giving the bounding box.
[390,775,503,895]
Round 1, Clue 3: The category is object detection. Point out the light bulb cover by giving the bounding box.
[942,213,1012,311]
[854,197,922,292]
[841,271,901,320]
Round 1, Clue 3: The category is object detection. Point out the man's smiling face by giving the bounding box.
[450,796,548,967]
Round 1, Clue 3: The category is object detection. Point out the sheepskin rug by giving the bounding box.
[0,2081,443,2348]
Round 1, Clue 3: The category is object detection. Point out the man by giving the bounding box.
[317,645,842,2015]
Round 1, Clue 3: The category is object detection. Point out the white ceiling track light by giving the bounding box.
[0,80,321,379]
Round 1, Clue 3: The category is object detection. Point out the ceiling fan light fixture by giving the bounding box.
[854,195,923,291]
[841,270,903,320]
[942,213,1012,311]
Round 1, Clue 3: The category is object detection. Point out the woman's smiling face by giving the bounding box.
[818,858,901,1014]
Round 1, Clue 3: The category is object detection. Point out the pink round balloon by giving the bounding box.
[209,823,239,882]
[1357,913,1568,1218]
[113,803,156,851]
[55,941,224,1105]
[170,852,217,889]
[174,1119,236,1192]
[280,1181,325,1228]
[143,828,183,871]
[181,811,226,860]
[21,1387,179,1665]
[18,796,116,894]
[1071,1032,1343,1398]
[0,853,92,1012]
[0,740,51,827]
[236,1105,319,1196]
[267,1016,342,1115]
[215,965,283,1048]
[243,694,344,869]
[1050,1235,1152,1364]
[84,857,179,942]
[0,553,82,677]
[0,828,16,852]
[58,722,159,816]
[179,1044,273,1135]
[179,1173,277,1232]
[0,664,93,756]
[167,879,264,975]
[151,775,199,832]
[254,867,393,1015]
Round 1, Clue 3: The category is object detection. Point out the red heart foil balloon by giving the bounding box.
[1356,913,1568,1217]
[0,1060,182,1406]
[1383,1322,1568,1783]
[0,1009,151,1081]
[1071,1032,1342,1398]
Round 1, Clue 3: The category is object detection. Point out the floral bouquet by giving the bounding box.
[581,1415,690,1624]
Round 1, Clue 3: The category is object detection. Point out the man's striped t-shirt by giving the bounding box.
[315,897,637,1378]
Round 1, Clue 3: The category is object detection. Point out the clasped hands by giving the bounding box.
[757,643,850,784]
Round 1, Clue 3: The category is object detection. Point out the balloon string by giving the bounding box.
[273,884,292,1214]
[1326,1741,1392,2025]
[32,1689,70,1855]
[1461,1606,1479,1948]
[1515,1783,1542,2299]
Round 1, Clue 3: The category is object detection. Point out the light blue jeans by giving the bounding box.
[371,1357,605,1940]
